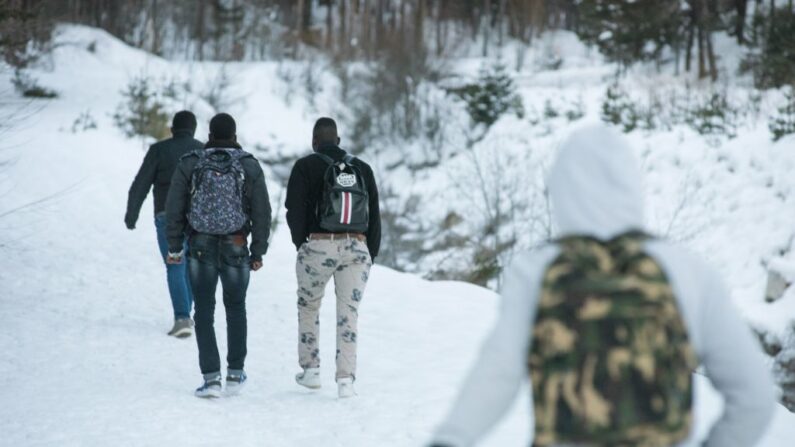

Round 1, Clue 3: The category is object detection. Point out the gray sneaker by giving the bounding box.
[168,318,194,338]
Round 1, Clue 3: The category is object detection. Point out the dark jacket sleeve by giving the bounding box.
[246,161,271,261]
[285,160,310,250]
[165,158,192,253]
[125,145,158,227]
[365,165,381,260]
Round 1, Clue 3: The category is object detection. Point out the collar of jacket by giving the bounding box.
[205,139,242,150]
[172,129,195,138]
[315,144,346,159]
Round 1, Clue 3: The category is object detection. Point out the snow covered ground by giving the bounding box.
[1,25,794,446]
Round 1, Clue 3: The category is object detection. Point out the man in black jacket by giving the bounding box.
[125,111,203,338]
[285,117,380,398]
[165,113,272,398]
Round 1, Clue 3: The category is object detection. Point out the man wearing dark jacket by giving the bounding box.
[125,111,203,338]
[285,117,380,398]
[165,113,271,398]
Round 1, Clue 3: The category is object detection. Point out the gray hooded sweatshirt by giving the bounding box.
[432,125,776,447]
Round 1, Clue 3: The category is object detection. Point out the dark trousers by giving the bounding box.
[189,233,251,375]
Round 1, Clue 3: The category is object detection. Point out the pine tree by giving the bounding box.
[755,8,795,88]
[770,87,795,142]
[449,59,524,129]
[112,76,170,143]
[601,82,639,133]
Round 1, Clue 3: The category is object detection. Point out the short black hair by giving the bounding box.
[172,110,197,131]
[209,113,236,140]
[313,117,338,146]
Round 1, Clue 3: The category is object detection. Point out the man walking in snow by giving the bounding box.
[430,125,777,447]
[285,117,381,398]
[125,110,202,338]
[165,113,271,398]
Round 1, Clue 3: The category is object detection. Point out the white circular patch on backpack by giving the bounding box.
[336,173,357,187]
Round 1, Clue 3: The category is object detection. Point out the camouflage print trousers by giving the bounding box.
[296,237,372,381]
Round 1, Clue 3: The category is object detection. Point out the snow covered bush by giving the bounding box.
[448,59,524,131]
[12,69,57,98]
[685,91,738,145]
[199,66,236,113]
[112,75,170,142]
[769,87,795,142]
[71,110,97,133]
[601,82,640,132]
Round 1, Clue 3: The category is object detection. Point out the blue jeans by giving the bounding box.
[155,212,193,319]
[189,233,251,374]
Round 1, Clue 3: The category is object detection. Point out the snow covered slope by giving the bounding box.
[1,25,794,446]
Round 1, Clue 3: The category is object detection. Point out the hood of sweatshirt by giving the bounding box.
[547,124,644,240]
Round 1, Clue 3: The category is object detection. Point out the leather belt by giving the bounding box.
[309,233,366,242]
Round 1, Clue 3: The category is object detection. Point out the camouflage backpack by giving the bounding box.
[187,148,250,235]
[529,232,698,447]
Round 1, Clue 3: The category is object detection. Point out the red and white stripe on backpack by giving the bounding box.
[340,192,352,225]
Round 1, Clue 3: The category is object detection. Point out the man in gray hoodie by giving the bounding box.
[431,125,776,447]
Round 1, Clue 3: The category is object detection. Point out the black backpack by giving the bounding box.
[315,152,369,233]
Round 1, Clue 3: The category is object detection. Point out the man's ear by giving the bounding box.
[208,133,213,141]
[232,135,237,142]
[312,137,318,151]
[170,127,175,136]
[336,137,341,145]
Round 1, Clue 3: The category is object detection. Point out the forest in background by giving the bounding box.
[0,0,793,87]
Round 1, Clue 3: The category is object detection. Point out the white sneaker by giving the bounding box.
[295,368,321,389]
[194,377,222,398]
[225,371,247,396]
[337,377,356,398]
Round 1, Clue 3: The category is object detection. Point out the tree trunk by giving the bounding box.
[705,30,718,80]
[435,0,443,56]
[361,0,370,59]
[295,0,304,55]
[482,0,490,57]
[325,1,333,50]
[150,0,159,55]
[735,0,748,44]
[497,0,506,47]
[302,0,312,33]
[697,26,706,78]
[196,0,205,60]
[685,17,695,72]
[339,0,347,56]
[416,0,426,54]
[375,0,385,51]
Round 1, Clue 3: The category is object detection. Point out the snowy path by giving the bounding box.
[0,107,526,445]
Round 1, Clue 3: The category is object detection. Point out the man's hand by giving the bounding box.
[251,260,263,271]
[124,215,136,230]
[166,250,184,264]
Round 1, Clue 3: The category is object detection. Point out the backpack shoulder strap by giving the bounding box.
[343,154,356,165]
[229,149,254,160]
[314,152,336,165]
[604,230,654,263]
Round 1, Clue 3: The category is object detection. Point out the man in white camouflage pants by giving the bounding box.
[285,117,381,398]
